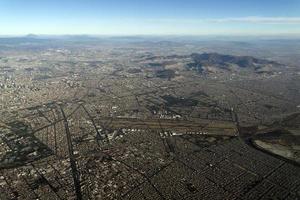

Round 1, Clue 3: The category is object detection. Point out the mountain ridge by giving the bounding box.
[188,53,283,74]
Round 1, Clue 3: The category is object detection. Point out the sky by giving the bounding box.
[0,0,300,36]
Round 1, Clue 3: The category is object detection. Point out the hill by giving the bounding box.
[188,53,284,74]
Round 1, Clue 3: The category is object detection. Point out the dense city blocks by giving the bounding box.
[0,36,299,199]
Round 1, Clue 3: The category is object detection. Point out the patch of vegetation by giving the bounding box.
[162,95,198,107]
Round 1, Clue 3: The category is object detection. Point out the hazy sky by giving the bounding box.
[0,0,300,35]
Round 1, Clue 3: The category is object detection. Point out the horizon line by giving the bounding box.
[1,33,300,38]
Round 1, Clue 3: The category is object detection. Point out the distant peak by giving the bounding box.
[25,34,38,38]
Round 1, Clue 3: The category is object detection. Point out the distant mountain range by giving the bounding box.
[187,53,283,74]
